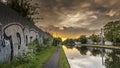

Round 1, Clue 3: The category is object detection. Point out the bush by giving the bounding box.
[16,53,35,64]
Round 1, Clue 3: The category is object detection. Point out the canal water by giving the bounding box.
[63,45,120,68]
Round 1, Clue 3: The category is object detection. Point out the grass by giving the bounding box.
[59,46,70,68]
[78,44,120,49]
[0,46,57,68]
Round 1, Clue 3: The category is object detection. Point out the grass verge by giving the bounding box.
[78,44,120,49]
[59,47,70,68]
[0,46,57,68]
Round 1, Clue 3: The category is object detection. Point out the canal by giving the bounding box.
[63,45,120,68]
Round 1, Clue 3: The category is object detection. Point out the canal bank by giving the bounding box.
[78,44,120,50]
[59,47,70,68]
[0,46,57,68]
[43,46,70,68]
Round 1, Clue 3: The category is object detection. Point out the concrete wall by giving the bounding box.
[0,3,53,62]
[0,23,42,62]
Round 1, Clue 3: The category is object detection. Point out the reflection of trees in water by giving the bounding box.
[105,49,120,68]
[65,44,74,48]
[76,46,88,55]
[77,46,102,56]
[91,48,101,56]
[66,46,74,49]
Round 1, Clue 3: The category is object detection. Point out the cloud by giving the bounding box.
[34,0,120,38]
[43,25,99,39]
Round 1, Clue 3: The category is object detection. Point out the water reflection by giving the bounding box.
[91,48,101,56]
[76,46,88,55]
[63,45,120,68]
[105,49,120,68]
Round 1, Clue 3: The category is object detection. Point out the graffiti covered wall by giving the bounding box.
[0,23,41,62]
[0,3,53,62]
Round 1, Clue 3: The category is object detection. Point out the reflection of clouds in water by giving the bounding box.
[63,46,105,68]
[68,56,105,68]
[63,46,81,59]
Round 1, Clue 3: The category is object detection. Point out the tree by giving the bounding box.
[52,37,62,46]
[6,0,40,21]
[78,35,87,44]
[43,37,50,47]
[104,21,120,46]
[63,39,75,46]
[89,34,100,44]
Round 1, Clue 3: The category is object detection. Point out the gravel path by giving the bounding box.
[43,47,60,68]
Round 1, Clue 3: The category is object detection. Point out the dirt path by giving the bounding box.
[43,47,60,68]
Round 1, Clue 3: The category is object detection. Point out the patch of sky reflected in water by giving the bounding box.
[63,45,120,68]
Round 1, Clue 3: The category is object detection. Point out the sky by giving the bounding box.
[34,0,120,40]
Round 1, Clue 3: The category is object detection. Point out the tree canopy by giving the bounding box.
[78,35,87,44]
[52,37,62,46]
[89,34,100,44]
[6,0,40,21]
[104,20,120,46]
[63,39,75,46]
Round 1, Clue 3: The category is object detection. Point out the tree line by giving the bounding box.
[1,0,119,46]
[63,20,120,46]
[104,20,120,46]
[1,0,42,22]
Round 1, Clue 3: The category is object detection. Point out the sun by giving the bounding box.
[61,38,67,41]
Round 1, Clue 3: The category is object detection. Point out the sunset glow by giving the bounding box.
[34,0,120,39]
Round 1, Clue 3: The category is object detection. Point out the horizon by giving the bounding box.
[33,0,120,40]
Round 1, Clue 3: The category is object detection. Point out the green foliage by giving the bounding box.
[16,52,35,64]
[78,35,87,44]
[89,34,100,44]
[43,37,51,47]
[59,47,70,68]
[104,20,120,46]
[105,51,120,68]
[0,36,55,68]
[29,39,44,54]
[34,39,44,52]
[63,39,75,46]
[0,46,57,68]
[52,37,62,46]
[7,0,39,21]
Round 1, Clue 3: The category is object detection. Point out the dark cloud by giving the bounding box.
[41,25,99,39]
[34,0,120,39]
